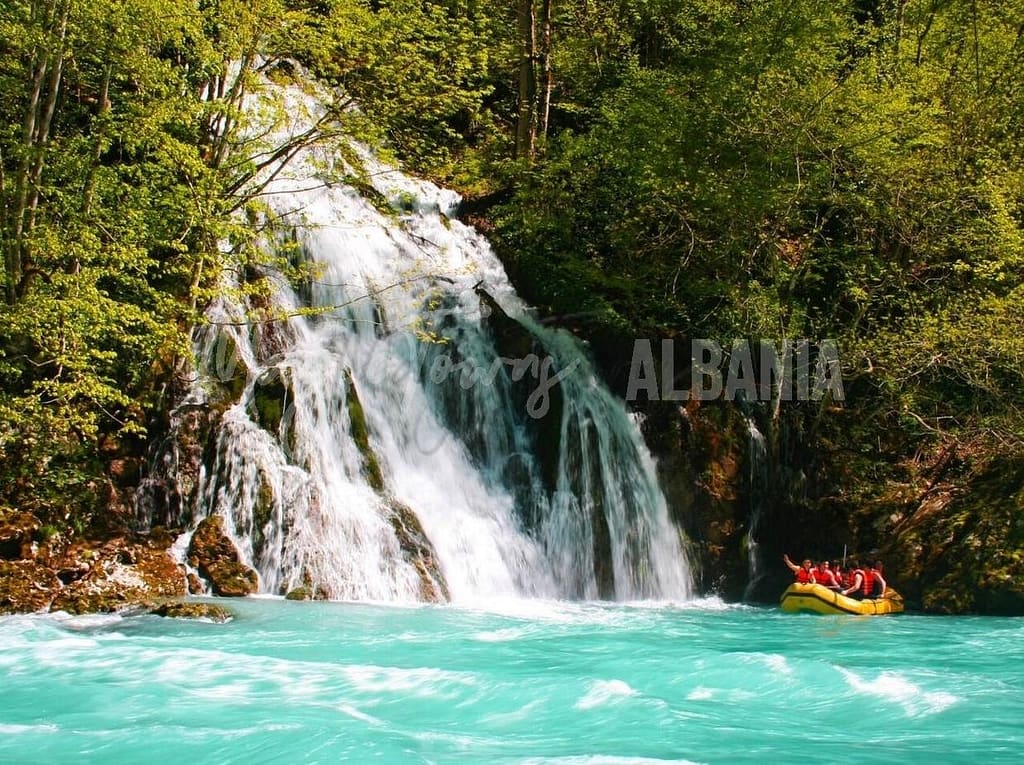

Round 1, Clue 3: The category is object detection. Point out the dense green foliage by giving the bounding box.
[1,0,208,521]
[0,0,411,523]
[480,1,1024,527]
[2,0,1022,601]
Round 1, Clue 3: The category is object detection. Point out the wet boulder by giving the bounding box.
[345,369,384,491]
[188,516,259,597]
[205,561,259,597]
[151,601,233,622]
[388,499,449,602]
[251,367,290,437]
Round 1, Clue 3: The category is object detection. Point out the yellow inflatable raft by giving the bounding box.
[779,583,904,615]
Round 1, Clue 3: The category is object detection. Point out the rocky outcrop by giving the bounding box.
[0,511,187,615]
[251,367,290,438]
[476,287,564,496]
[50,538,187,614]
[138,403,221,530]
[641,400,752,600]
[187,516,259,597]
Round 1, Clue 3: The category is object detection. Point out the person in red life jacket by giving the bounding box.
[859,564,877,599]
[840,561,866,600]
[831,560,845,587]
[783,554,814,583]
[868,560,887,597]
[813,560,840,590]
[841,563,858,591]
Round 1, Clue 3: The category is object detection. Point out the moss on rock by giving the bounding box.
[205,560,259,597]
[188,516,259,597]
[151,601,233,622]
[0,560,59,613]
[49,538,187,614]
[344,369,385,491]
[389,499,449,602]
[252,368,289,437]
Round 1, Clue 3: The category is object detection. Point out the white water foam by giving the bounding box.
[0,724,60,735]
[837,667,960,717]
[342,665,478,698]
[575,679,638,710]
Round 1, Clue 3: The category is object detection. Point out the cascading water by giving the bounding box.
[743,418,769,601]
[157,70,691,603]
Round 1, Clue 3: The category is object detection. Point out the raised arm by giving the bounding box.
[783,554,799,574]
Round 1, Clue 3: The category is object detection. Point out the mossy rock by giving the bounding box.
[475,287,565,495]
[151,601,233,622]
[189,516,240,569]
[251,471,275,558]
[209,331,247,403]
[389,499,449,602]
[188,516,260,597]
[344,368,384,491]
[251,367,290,436]
[476,286,534,360]
[0,560,59,614]
[892,454,1024,614]
[205,561,258,597]
[49,539,187,614]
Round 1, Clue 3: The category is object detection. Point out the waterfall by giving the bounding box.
[743,418,768,601]
[156,70,691,603]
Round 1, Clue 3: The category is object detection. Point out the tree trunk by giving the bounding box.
[537,0,554,149]
[515,0,537,160]
[82,62,113,216]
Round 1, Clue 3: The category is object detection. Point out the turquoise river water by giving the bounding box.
[1,598,1021,763]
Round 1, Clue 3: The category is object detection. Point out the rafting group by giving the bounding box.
[783,554,887,598]
[779,554,904,615]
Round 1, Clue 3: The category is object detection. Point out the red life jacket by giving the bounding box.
[816,569,835,587]
[796,568,812,584]
[861,569,875,597]
[845,569,863,590]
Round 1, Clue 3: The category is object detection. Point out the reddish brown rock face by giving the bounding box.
[188,516,260,597]
[0,521,187,615]
[49,538,187,613]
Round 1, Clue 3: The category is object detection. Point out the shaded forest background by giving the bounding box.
[2,0,1023,610]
